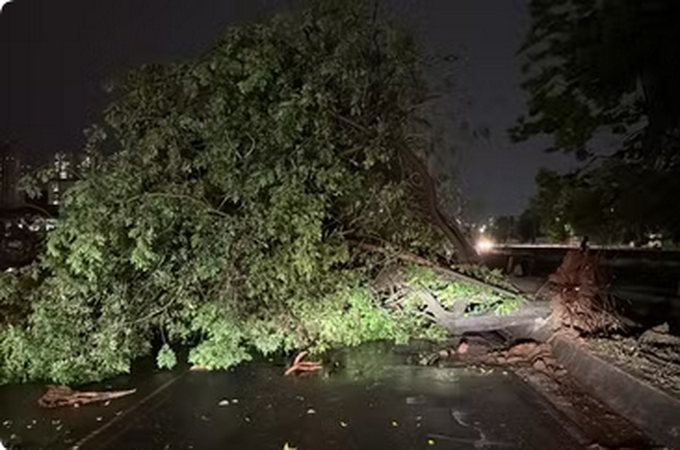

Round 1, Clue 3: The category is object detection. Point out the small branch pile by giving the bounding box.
[547,250,624,334]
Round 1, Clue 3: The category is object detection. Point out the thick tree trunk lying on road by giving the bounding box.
[418,289,553,335]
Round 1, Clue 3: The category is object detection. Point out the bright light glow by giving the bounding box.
[0,1,12,15]
[476,237,495,253]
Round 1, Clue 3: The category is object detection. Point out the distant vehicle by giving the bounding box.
[647,233,663,249]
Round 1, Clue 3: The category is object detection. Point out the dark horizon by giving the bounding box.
[2,0,586,217]
[1,4,680,449]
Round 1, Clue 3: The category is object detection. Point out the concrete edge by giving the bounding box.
[549,335,680,450]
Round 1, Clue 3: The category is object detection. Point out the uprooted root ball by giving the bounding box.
[547,250,625,334]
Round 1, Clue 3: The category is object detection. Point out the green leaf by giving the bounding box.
[156,344,177,370]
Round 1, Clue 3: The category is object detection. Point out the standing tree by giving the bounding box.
[489,216,516,244]
[515,0,680,242]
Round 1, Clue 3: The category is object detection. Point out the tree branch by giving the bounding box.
[127,192,230,218]
[348,239,522,299]
[330,111,478,262]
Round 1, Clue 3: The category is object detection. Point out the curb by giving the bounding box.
[549,335,680,450]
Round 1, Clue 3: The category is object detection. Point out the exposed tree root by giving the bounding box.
[547,250,626,334]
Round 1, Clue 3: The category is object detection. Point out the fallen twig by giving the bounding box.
[284,351,323,376]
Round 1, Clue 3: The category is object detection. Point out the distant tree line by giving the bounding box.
[514,0,680,245]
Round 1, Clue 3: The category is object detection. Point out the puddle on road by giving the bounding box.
[0,342,582,450]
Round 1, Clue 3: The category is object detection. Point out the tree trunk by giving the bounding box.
[400,144,479,263]
[350,241,521,298]
[331,112,478,263]
[417,289,553,335]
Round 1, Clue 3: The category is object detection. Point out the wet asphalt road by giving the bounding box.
[0,351,585,450]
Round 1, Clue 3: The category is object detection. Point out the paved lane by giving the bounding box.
[1,350,585,450]
[86,367,581,449]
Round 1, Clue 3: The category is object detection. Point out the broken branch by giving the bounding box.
[38,385,136,408]
[349,239,523,299]
[284,351,323,376]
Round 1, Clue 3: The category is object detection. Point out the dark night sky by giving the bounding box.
[1,0,582,217]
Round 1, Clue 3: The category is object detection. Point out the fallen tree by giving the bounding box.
[0,1,520,385]
[353,240,550,335]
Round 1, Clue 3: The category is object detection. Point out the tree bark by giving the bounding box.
[399,143,479,263]
[331,112,478,263]
[417,289,552,335]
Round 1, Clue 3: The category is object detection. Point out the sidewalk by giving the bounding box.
[508,274,680,448]
[549,335,680,450]
[506,314,680,450]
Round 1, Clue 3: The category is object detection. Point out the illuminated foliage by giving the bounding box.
[0,1,455,384]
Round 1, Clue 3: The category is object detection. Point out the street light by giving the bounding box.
[476,236,495,253]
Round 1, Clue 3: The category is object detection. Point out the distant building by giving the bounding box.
[47,152,77,206]
[0,142,23,208]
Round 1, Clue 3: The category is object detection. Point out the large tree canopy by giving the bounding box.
[0,1,497,384]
